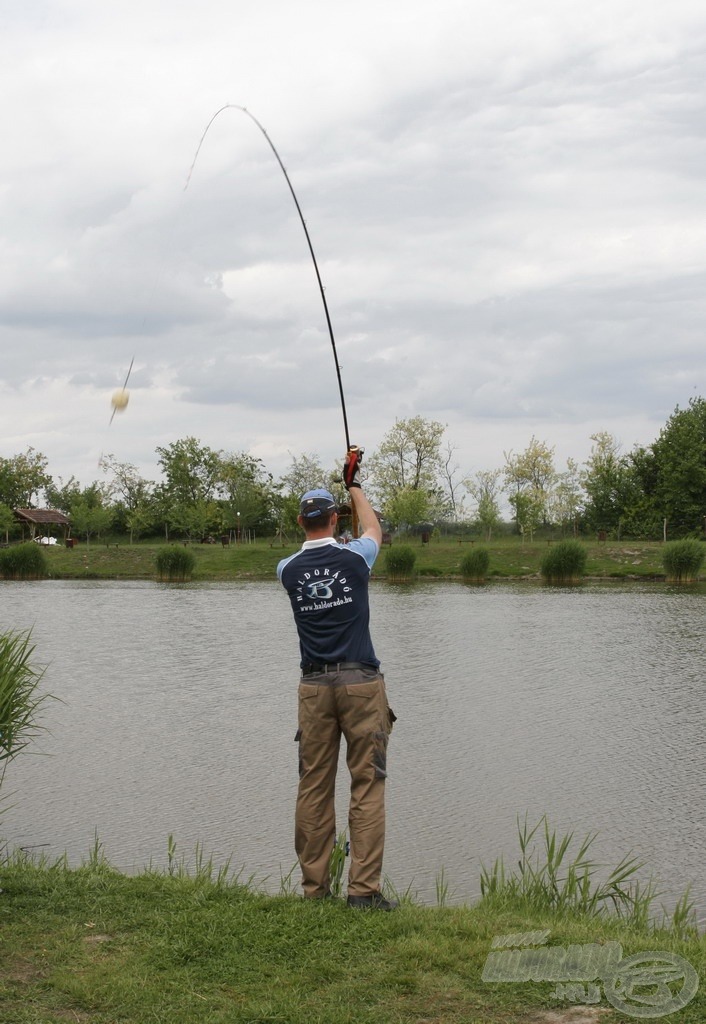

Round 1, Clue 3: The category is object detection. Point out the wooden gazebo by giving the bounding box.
[14,508,71,542]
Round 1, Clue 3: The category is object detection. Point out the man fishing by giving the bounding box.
[277,448,397,910]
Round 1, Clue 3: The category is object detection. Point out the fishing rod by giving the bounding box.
[185,105,352,452]
[185,105,361,534]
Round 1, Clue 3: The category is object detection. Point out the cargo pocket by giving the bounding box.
[373,730,389,779]
[387,707,397,733]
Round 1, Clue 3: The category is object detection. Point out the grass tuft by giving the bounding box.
[384,545,416,580]
[662,539,705,582]
[155,545,196,581]
[540,540,587,583]
[0,541,48,580]
[479,814,698,937]
[460,547,490,581]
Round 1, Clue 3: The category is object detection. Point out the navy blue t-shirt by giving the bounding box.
[277,536,379,669]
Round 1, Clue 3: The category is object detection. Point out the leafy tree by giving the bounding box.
[0,448,52,508]
[71,499,113,547]
[0,503,15,544]
[277,453,331,533]
[168,498,220,541]
[368,417,449,525]
[620,446,661,539]
[44,477,82,515]
[648,397,706,536]
[441,442,466,521]
[369,417,446,495]
[220,453,277,535]
[43,479,113,545]
[580,433,635,536]
[504,437,556,530]
[155,438,223,541]
[100,455,155,543]
[465,469,503,540]
[509,489,544,543]
[548,459,583,536]
[385,486,432,532]
[279,453,328,498]
[156,438,223,505]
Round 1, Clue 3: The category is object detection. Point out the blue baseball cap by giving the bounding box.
[300,489,337,518]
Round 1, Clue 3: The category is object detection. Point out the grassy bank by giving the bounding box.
[20,536,686,582]
[1,849,704,1024]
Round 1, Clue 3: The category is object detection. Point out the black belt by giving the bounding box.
[301,661,376,676]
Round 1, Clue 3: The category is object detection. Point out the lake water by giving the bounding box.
[1,579,704,922]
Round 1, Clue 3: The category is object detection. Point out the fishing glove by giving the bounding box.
[343,446,363,490]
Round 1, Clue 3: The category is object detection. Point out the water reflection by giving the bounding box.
[1,579,704,921]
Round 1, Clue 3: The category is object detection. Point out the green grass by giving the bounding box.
[0,823,704,1024]
[8,535,684,582]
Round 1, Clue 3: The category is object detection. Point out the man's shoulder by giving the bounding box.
[347,535,379,569]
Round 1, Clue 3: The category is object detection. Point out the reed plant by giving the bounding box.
[0,630,51,781]
[662,539,705,582]
[479,814,697,935]
[155,545,196,582]
[0,542,47,580]
[540,539,587,583]
[460,547,490,581]
[329,829,349,898]
[384,544,416,580]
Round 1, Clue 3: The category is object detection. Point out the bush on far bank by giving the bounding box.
[662,539,705,582]
[0,542,48,580]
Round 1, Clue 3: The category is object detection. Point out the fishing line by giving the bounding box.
[184,105,352,451]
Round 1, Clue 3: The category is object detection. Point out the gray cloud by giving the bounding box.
[1,0,706,488]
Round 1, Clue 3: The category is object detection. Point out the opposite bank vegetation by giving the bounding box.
[1,536,705,583]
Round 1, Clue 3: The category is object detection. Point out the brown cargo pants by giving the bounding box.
[294,667,394,898]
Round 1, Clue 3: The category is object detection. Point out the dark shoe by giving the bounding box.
[347,892,398,911]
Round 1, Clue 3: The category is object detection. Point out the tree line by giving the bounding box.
[1,397,705,543]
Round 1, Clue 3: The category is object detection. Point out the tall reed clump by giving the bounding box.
[479,814,697,934]
[0,630,51,785]
[540,540,587,583]
[662,539,705,582]
[460,547,490,581]
[0,542,47,580]
[384,545,416,581]
[155,546,196,582]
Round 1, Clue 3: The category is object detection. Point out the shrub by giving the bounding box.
[384,545,416,580]
[460,547,490,581]
[156,546,196,582]
[540,540,587,583]
[662,539,705,582]
[0,542,48,580]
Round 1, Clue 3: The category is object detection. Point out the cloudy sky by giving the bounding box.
[2,0,706,495]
